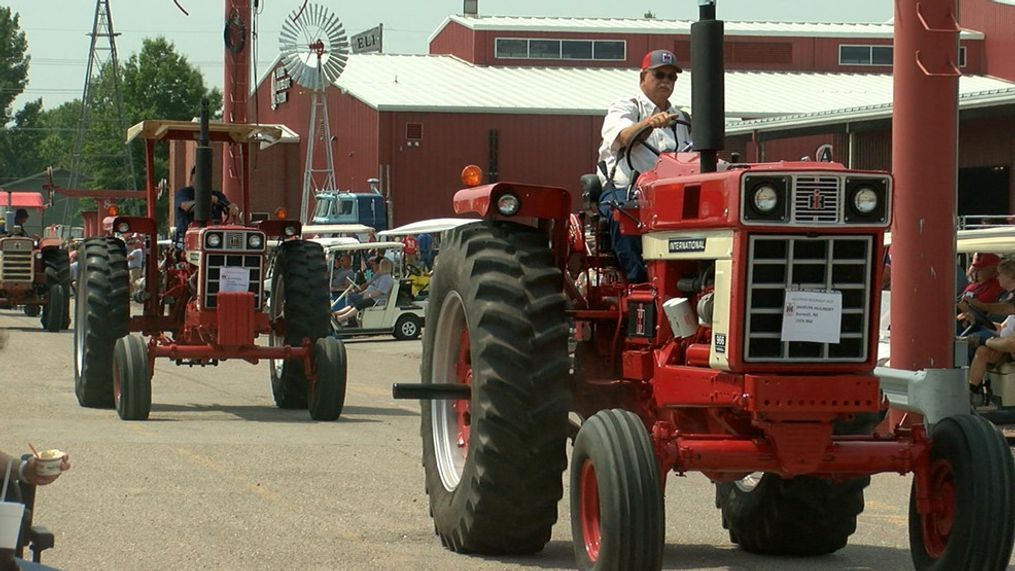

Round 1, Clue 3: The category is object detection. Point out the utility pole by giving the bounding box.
[67,0,137,210]
[222,0,252,207]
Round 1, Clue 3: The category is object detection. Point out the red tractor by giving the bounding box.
[73,102,346,421]
[0,192,70,332]
[394,6,1015,570]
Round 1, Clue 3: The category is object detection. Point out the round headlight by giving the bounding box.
[752,185,779,213]
[207,233,222,248]
[496,194,521,216]
[283,225,298,237]
[116,221,131,233]
[853,187,878,214]
[248,234,263,248]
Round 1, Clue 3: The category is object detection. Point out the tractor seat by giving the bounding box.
[581,174,603,209]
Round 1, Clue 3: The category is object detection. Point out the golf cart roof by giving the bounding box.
[323,240,404,254]
[303,224,375,236]
[125,120,283,144]
[955,226,1015,254]
[311,236,361,248]
[377,217,480,239]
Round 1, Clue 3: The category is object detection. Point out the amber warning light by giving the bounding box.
[461,165,483,187]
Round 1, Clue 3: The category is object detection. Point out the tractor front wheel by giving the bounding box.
[74,238,130,408]
[308,337,347,421]
[113,334,152,421]
[570,409,664,570]
[908,414,1015,570]
[268,240,330,410]
[717,473,869,555]
[42,284,66,332]
[420,221,570,554]
[41,247,71,330]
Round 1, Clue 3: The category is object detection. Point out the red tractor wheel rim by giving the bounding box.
[453,331,472,457]
[920,458,956,558]
[579,459,602,562]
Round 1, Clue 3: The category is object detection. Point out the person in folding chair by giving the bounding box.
[333,257,395,327]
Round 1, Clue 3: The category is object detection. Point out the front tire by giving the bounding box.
[908,414,1015,570]
[42,284,66,332]
[393,314,421,340]
[420,221,570,554]
[308,337,347,421]
[570,409,664,570]
[717,473,869,555]
[41,247,71,330]
[74,238,130,408]
[113,335,151,421]
[268,240,331,409]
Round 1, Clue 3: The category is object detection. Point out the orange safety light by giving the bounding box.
[461,165,483,187]
[106,204,119,217]
[275,207,288,220]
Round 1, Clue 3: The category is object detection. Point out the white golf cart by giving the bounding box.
[327,240,427,341]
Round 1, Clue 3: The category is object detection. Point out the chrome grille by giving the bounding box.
[0,251,33,282]
[225,232,245,250]
[745,235,872,362]
[792,176,840,223]
[204,254,263,309]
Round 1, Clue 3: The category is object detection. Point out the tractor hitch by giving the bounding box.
[392,383,471,400]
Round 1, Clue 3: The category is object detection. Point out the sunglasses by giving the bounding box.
[652,70,678,82]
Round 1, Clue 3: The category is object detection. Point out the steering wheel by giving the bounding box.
[623,117,693,174]
[406,264,422,276]
[962,302,996,332]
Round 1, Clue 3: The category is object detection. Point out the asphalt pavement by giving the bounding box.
[0,307,1012,570]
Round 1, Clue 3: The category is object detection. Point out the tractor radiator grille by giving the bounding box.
[792,176,840,223]
[0,251,33,282]
[744,235,872,362]
[204,254,263,310]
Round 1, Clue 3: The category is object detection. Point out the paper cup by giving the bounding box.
[35,450,65,477]
[0,502,24,550]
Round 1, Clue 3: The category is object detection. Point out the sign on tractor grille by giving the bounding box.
[793,176,840,223]
[744,235,872,362]
[204,254,262,309]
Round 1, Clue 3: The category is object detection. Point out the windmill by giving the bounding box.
[279,3,350,224]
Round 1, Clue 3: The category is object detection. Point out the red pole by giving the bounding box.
[891,0,961,373]
[222,0,250,207]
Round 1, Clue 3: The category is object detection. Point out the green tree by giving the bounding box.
[0,7,29,125]
[644,11,656,19]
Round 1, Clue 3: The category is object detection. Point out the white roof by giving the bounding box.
[334,54,1015,119]
[323,240,404,254]
[377,218,481,239]
[302,224,375,236]
[433,15,984,41]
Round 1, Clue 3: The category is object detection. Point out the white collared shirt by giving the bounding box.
[597,92,692,189]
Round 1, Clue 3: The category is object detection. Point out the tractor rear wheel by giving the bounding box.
[570,409,664,570]
[41,247,71,330]
[268,240,330,410]
[308,337,347,421]
[908,414,1015,570]
[420,221,570,554]
[717,472,869,555]
[113,334,152,421]
[74,238,130,408]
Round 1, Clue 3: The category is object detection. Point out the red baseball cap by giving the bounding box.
[972,252,1001,268]
[641,49,683,73]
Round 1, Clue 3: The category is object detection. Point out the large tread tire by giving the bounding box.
[113,335,152,421]
[717,473,869,555]
[269,240,331,409]
[308,337,347,421]
[908,414,1015,570]
[74,238,130,408]
[571,409,664,571]
[41,247,71,330]
[420,221,570,554]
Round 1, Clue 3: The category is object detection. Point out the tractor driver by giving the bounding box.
[597,49,691,283]
[174,165,240,245]
[1,208,30,236]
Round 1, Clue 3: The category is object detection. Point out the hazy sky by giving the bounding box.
[7,0,894,113]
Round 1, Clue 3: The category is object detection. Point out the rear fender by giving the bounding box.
[255,219,302,239]
[106,216,157,236]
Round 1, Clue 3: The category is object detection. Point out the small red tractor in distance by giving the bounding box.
[73,101,346,421]
[393,4,1015,569]
[0,190,70,331]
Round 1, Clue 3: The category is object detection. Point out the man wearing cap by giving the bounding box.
[1,208,30,236]
[596,49,692,283]
[174,165,240,247]
[961,253,1004,303]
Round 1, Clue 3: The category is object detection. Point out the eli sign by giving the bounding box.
[351,25,383,54]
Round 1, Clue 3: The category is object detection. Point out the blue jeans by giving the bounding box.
[598,186,646,283]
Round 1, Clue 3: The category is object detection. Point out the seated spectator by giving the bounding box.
[966,257,1015,405]
[957,253,1004,334]
[960,257,1015,344]
[333,258,395,325]
[330,254,355,297]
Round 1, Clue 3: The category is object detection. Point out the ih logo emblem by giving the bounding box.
[810,190,823,210]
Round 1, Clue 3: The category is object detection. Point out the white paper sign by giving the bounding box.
[219,266,251,293]
[780,289,842,344]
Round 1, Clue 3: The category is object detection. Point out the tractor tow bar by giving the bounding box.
[392,383,470,400]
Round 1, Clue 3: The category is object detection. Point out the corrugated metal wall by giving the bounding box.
[428,20,476,63]
[960,0,1015,81]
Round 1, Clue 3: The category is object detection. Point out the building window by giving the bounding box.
[839,44,967,67]
[959,46,967,67]
[494,38,626,61]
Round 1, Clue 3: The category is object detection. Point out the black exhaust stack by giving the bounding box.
[193,98,212,226]
[691,0,725,173]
